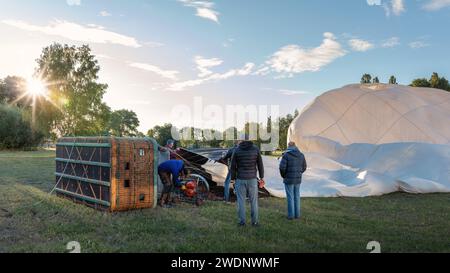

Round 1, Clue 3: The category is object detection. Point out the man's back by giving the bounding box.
[231,141,264,180]
[158,160,183,174]
[280,146,307,184]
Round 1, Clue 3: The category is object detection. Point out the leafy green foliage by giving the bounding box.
[147,123,175,146]
[411,72,450,92]
[278,110,299,151]
[389,75,398,85]
[0,76,57,141]
[36,43,111,136]
[0,104,44,150]
[361,74,372,84]
[0,76,27,106]
[411,78,431,88]
[109,109,140,137]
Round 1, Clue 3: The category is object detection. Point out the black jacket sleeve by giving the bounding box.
[230,151,237,180]
[301,154,308,173]
[220,148,234,162]
[279,153,287,178]
[257,149,264,179]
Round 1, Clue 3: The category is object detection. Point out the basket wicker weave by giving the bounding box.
[55,137,158,212]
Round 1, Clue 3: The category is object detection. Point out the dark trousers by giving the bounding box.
[158,170,174,205]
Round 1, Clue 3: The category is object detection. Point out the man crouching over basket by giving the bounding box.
[158,160,189,208]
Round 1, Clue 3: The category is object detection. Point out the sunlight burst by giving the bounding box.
[26,78,48,97]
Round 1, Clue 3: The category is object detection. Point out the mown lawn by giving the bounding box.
[0,150,449,253]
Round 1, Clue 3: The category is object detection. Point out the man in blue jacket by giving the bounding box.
[158,159,188,208]
[279,142,307,220]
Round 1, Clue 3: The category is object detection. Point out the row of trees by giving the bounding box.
[147,110,300,152]
[0,44,141,149]
[360,72,450,92]
[410,72,450,91]
[361,74,398,84]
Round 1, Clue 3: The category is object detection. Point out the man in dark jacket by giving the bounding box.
[279,142,307,220]
[230,139,264,227]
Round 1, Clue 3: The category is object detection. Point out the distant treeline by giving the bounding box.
[147,110,300,152]
[360,72,450,92]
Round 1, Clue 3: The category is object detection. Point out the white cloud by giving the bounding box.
[367,0,382,6]
[2,19,141,48]
[196,8,219,23]
[409,40,429,49]
[381,37,400,48]
[265,32,346,77]
[391,0,405,15]
[95,54,114,60]
[263,87,310,96]
[367,0,405,16]
[142,41,165,48]
[278,89,310,96]
[195,56,223,77]
[423,0,450,10]
[127,100,151,105]
[349,39,374,52]
[252,66,271,76]
[128,62,179,80]
[67,0,81,6]
[223,38,235,48]
[169,62,255,91]
[99,11,112,17]
[179,0,220,23]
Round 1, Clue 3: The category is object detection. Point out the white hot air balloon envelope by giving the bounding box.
[264,84,450,197]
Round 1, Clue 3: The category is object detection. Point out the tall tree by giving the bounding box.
[373,77,380,84]
[35,43,111,136]
[389,75,398,85]
[361,74,372,84]
[429,72,450,91]
[147,123,174,146]
[109,109,140,137]
[278,113,297,151]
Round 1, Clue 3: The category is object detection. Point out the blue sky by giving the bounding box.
[1,0,450,131]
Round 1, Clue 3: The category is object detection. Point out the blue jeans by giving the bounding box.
[224,171,231,202]
[235,179,259,225]
[285,183,301,219]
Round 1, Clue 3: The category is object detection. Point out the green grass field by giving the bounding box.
[0,150,449,253]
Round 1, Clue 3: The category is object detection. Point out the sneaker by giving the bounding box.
[238,222,246,227]
[252,223,260,228]
[287,217,294,221]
